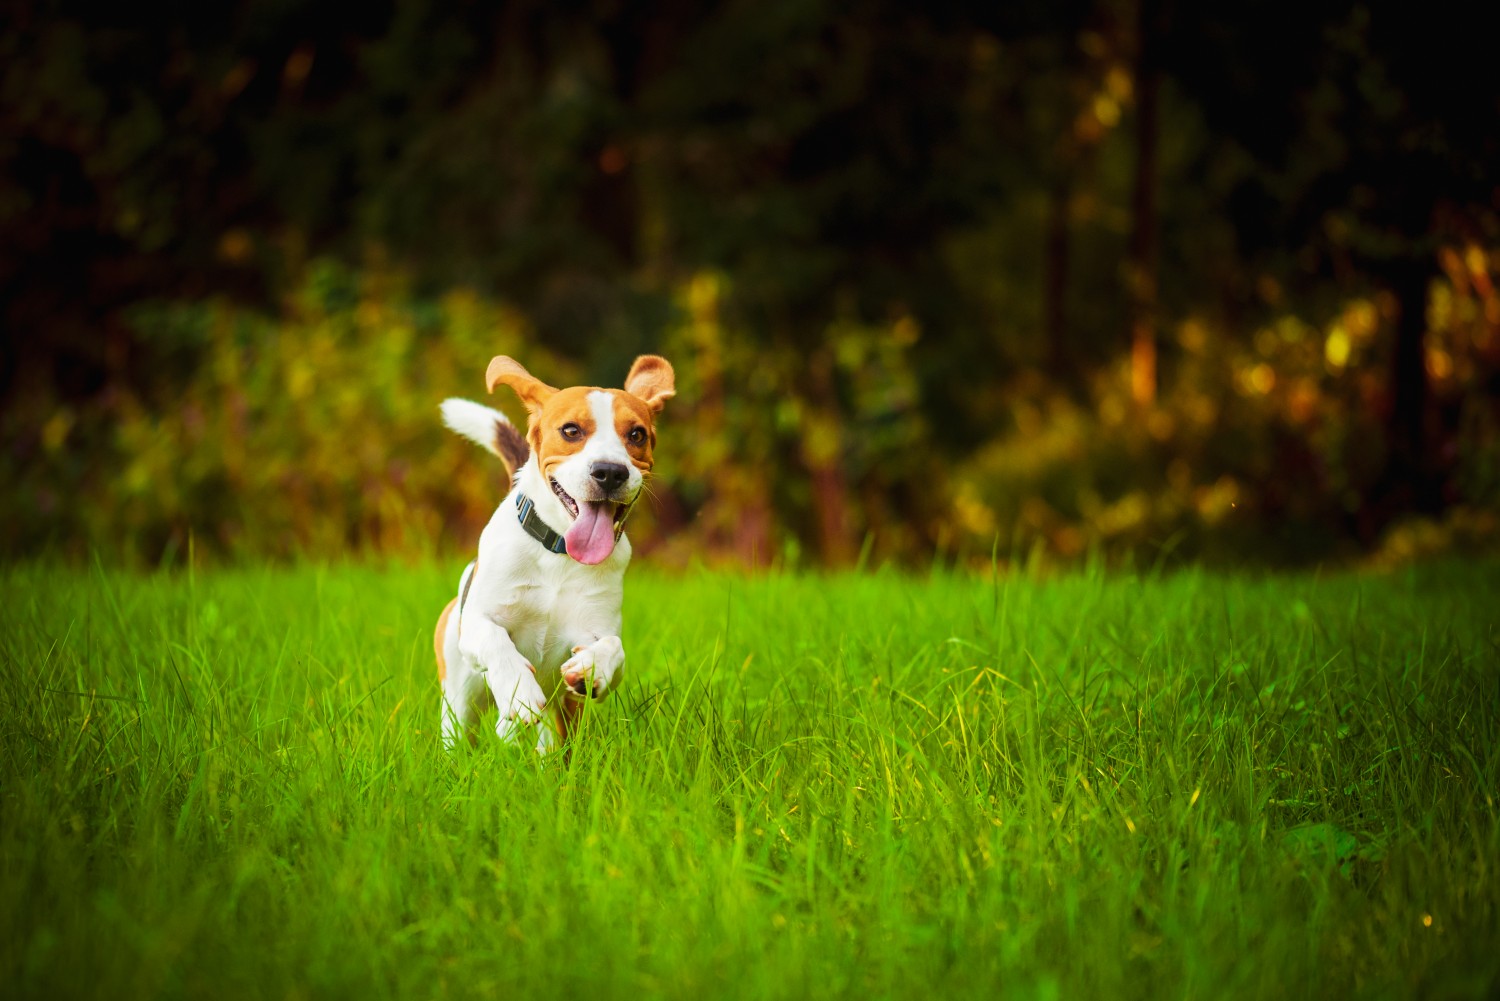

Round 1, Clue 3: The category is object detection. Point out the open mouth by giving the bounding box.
[550,477,580,518]
[550,478,629,528]
[549,478,630,566]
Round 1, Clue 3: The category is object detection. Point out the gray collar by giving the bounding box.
[515,491,568,554]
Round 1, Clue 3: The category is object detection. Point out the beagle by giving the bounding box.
[434,354,674,752]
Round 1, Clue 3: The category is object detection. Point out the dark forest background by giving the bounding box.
[3,0,1498,568]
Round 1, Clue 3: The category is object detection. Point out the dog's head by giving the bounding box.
[486,354,674,565]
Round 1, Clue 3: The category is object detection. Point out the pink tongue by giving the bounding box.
[564,502,618,564]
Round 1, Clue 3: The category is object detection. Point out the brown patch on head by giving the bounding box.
[530,386,601,481]
[606,389,659,473]
[529,387,663,481]
[485,354,673,482]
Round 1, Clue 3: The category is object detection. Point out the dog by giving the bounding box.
[434,354,674,752]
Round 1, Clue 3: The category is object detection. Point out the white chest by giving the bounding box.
[472,509,629,675]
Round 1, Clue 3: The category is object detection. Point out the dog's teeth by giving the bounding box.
[549,478,580,517]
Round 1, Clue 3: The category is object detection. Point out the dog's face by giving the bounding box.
[487,354,674,564]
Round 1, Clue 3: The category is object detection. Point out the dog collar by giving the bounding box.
[515,492,569,554]
[514,491,636,556]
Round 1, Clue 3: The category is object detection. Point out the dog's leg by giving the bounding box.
[459,616,549,742]
[439,598,495,750]
[559,635,626,700]
[440,671,491,750]
[534,712,563,755]
[440,694,469,750]
[557,694,587,742]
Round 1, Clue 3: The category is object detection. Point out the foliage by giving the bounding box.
[3,2,1500,566]
[2,561,1497,998]
[954,282,1500,566]
[5,257,1498,566]
[2,260,572,560]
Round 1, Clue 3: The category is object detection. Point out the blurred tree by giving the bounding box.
[2,0,1497,564]
[1167,0,1500,529]
[1126,0,1162,406]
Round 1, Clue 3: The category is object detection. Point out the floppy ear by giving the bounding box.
[624,355,676,413]
[486,356,557,415]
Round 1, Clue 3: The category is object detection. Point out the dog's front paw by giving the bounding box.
[561,638,623,699]
[493,665,549,728]
[560,646,600,698]
[565,645,623,700]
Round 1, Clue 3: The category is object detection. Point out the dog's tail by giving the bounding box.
[440,399,530,475]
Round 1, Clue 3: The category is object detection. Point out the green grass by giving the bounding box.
[1,560,1497,1000]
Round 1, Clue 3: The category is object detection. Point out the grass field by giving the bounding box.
[1,560,1497,999]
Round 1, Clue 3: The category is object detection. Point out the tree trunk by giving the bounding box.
[1127,0,1162,406]
[801,350,854,566]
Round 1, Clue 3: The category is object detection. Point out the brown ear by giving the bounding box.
[486,356,557,414]
[624,355,676,413]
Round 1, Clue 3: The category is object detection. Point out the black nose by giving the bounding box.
[590,462,629,492]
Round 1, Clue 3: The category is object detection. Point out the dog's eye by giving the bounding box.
[627,426,647,446]
[559,423,582,441]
